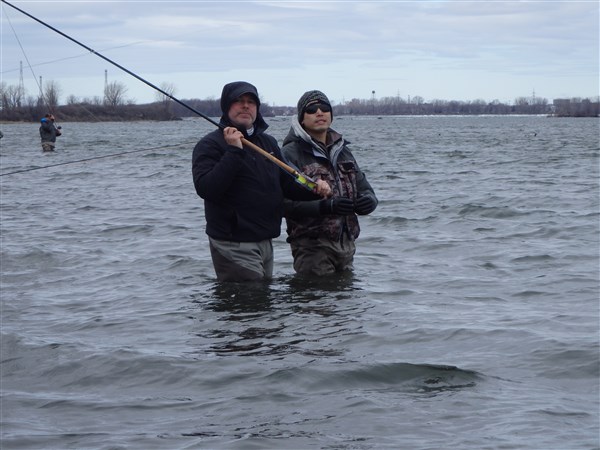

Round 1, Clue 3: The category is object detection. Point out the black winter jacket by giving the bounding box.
[192,82,317,242]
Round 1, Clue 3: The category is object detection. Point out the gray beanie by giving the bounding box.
[297,90,332,122]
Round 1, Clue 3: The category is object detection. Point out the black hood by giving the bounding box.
[219,81,268,134]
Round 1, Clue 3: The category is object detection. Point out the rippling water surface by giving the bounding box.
[1,116,598,449]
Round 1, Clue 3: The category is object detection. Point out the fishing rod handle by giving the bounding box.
[240,138,318,192]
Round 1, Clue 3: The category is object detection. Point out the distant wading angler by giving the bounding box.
[192,81,330,282]
[282,90,378,276]
[39,114,61,152]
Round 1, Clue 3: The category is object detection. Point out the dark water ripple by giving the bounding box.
[1,116,598,449]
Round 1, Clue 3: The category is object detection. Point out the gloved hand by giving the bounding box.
[354,194,377,215]
[319,197,355,216]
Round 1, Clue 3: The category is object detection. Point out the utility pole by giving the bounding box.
[371,90,376,115]
[18,61,24,106]
[39,75,43,106]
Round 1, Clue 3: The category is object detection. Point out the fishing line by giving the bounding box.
[0,141,198,177]
[2,0,220,127]
[1,0,318,192]
[2,6,133,123]
[3,6,51,114]
[0,42,150,76]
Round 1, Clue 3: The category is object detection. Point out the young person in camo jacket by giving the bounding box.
[282,90,378,277]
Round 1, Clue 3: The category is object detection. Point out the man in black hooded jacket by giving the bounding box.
[192,81,329,282]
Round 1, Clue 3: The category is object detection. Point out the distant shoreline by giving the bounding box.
[2,113,598,124]
[1,95,598,123]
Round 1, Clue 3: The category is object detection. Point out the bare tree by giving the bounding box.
[82,96,103,106]
[1,82,25,110]
[514,97,529,106]
[155,81,177,117]
[104,81,128,107]
[66,94,79,105]
[44,80,61,110]
[154,82,177,103]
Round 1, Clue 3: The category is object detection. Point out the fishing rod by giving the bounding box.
[1,0,318,192]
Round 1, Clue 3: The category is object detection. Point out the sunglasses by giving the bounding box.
[304,103,331,114]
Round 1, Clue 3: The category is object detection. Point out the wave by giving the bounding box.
[267,362,482,394]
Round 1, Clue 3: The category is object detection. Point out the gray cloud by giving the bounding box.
[2,0,597,105]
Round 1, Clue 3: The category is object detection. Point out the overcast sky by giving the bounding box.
[2,0,598,107]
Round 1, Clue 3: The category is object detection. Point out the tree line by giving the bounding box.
[1,79,598,122]
[331,95,599,117]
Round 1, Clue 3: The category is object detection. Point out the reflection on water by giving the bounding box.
[205,281,275,315]
[189,273,369,357]
[283,270,361,297]
[198,270,362,313]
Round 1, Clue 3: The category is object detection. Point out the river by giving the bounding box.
[1,115,598,449]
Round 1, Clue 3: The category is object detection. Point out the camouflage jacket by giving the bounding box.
[281,116,377,242]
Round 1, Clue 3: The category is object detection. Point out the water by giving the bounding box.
[1,115,599,449]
